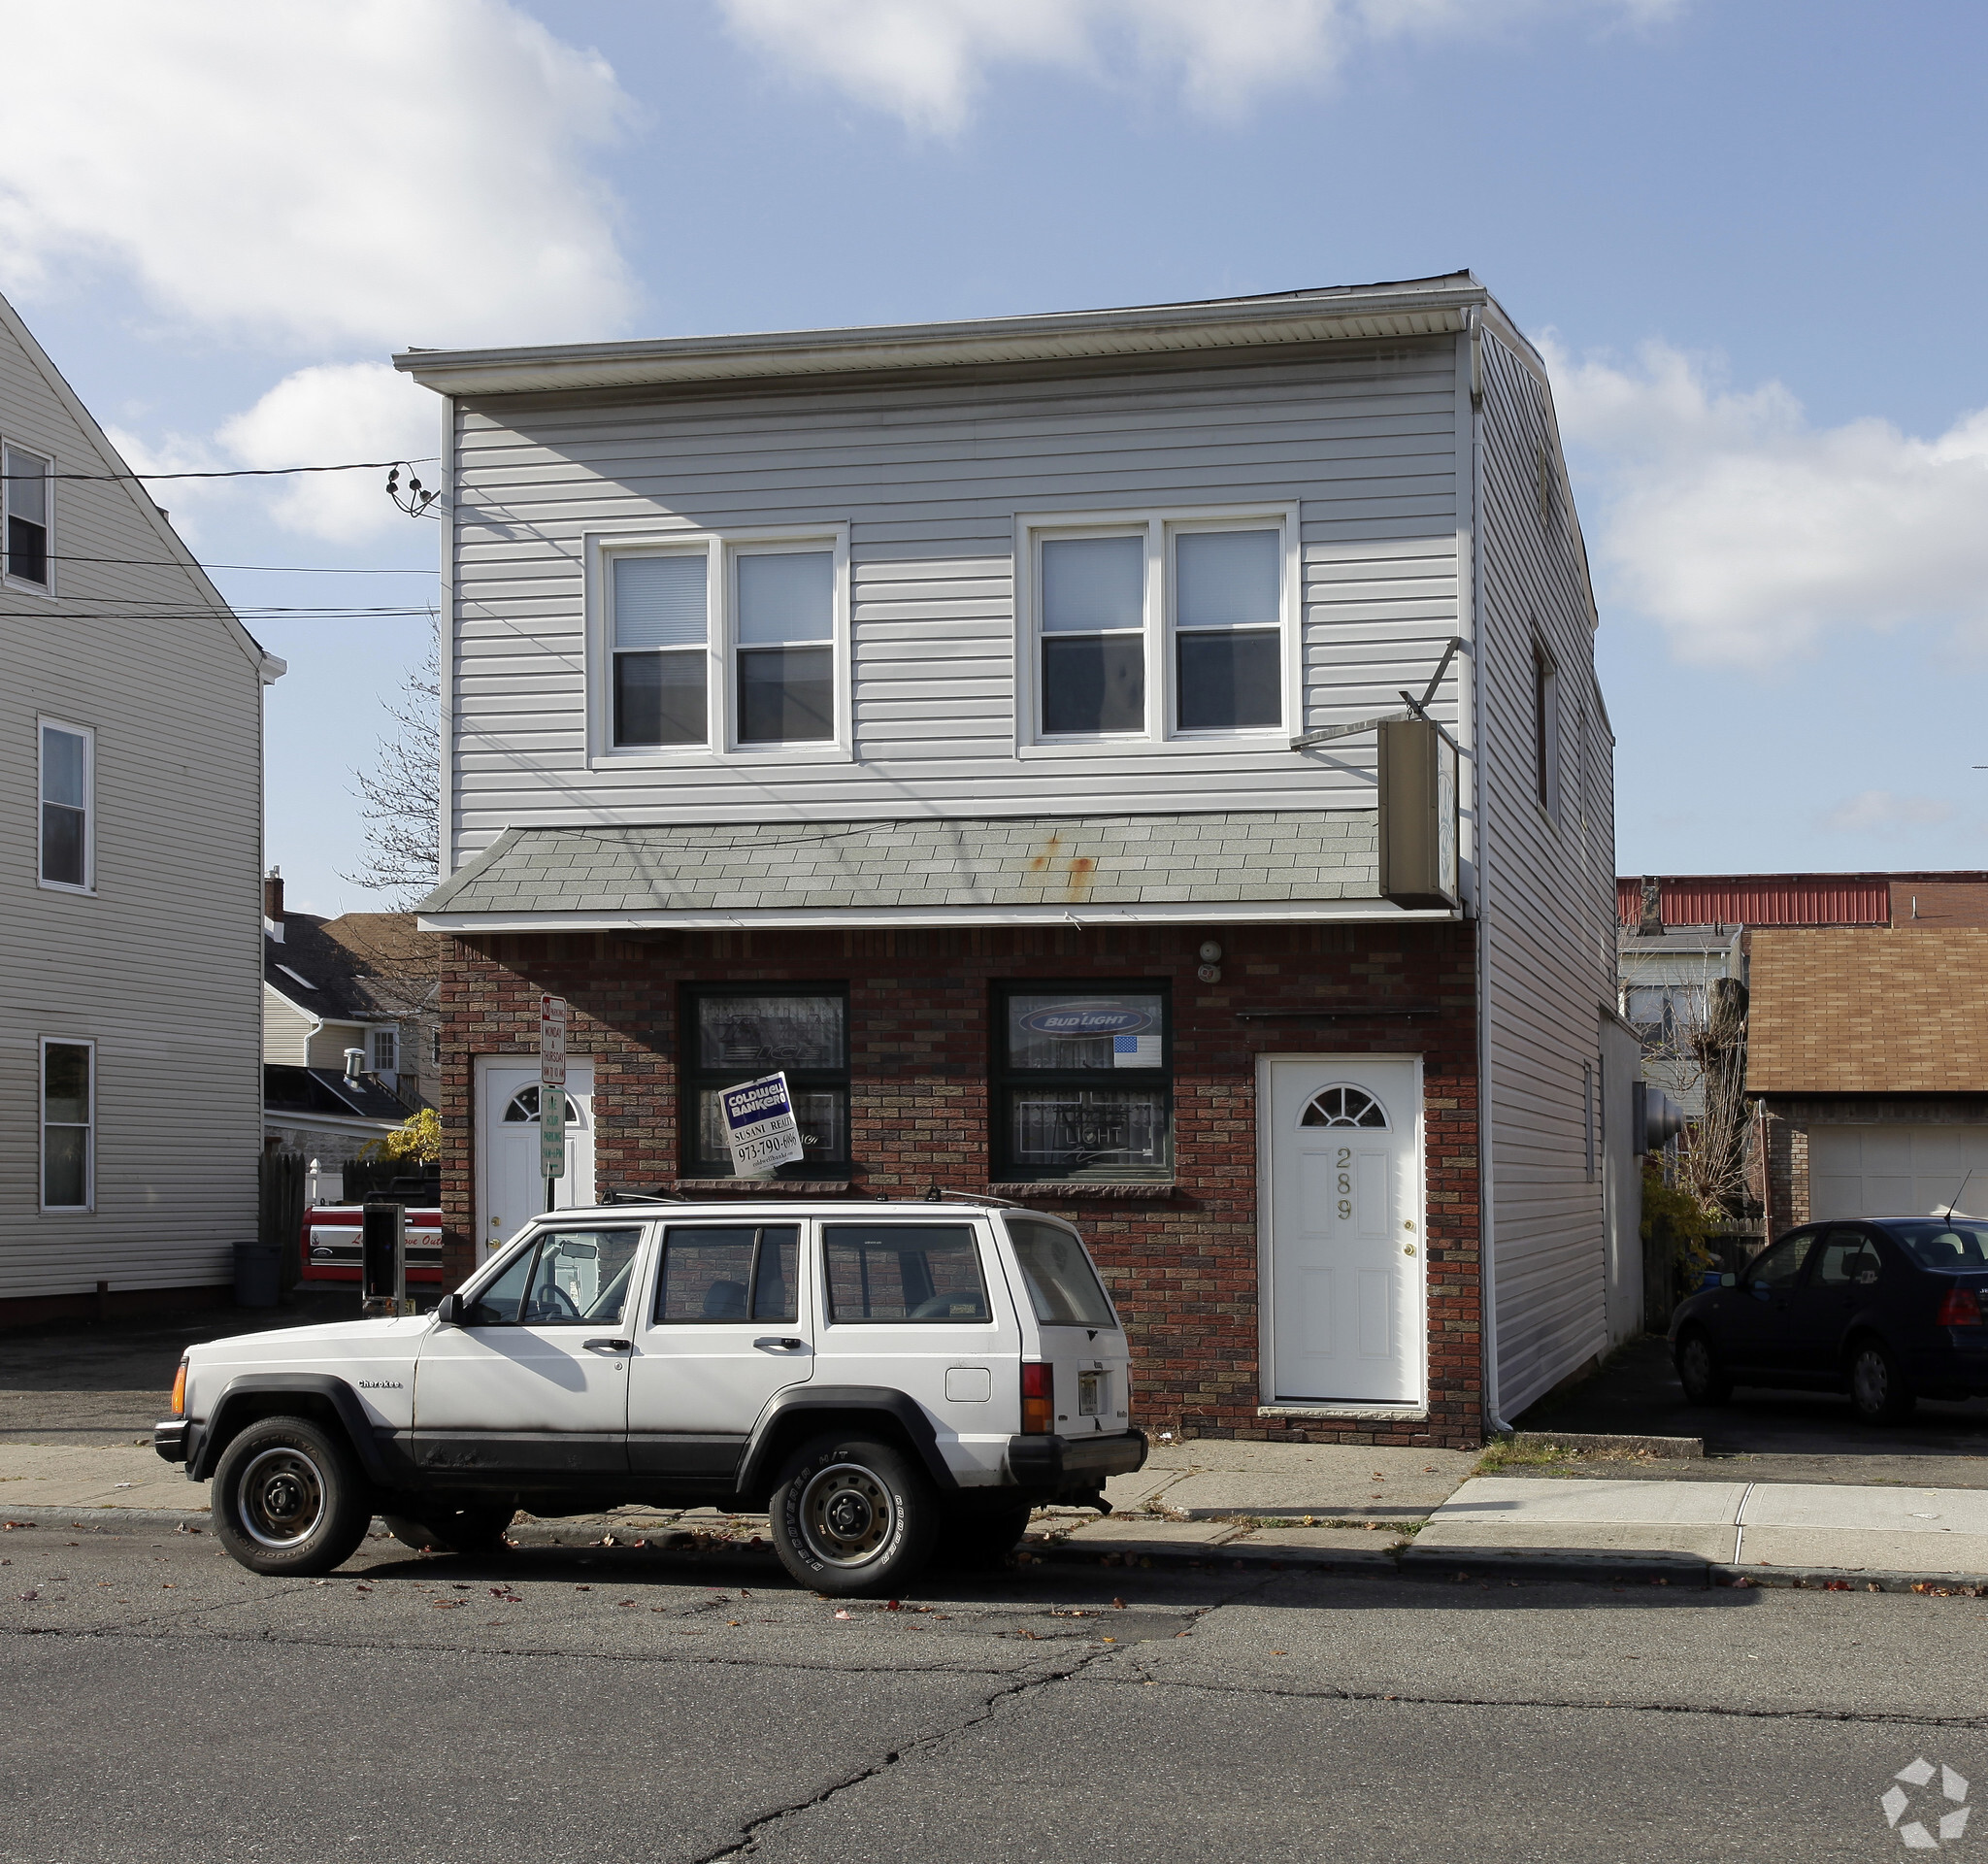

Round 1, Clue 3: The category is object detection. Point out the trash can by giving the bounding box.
[233,1240,282,1309]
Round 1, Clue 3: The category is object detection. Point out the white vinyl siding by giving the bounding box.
[1474,326,1617,1418]
[447,346,1465,864]
[1,290,268,1298]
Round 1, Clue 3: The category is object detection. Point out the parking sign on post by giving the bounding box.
[539,995,568,1196]
[719,1072,805,1176]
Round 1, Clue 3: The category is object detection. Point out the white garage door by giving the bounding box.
[1809,1125,1988,1221]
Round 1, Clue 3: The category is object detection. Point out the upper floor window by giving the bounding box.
[1023,508,1294,745]
[39,719,92,891]
[4,446,50,588]
[597,529,846,759]
[1533,639,1561,820]
[370,1027,399,1074]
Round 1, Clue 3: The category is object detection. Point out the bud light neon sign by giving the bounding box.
[1019,1002,1152,1039]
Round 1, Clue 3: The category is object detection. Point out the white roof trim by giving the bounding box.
[420,899,1456,934]
[395,277,1488,398]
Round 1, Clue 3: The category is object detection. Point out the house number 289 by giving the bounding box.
[1337,1148,1352,1219]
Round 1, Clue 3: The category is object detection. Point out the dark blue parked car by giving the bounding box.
[1669,1217,1988,1423]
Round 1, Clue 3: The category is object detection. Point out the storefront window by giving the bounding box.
[993,985,1171,1179]
[682,985,848,1177]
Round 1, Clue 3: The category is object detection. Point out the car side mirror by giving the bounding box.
[433,1293,463,1327]
[1720,1273,1737,1287]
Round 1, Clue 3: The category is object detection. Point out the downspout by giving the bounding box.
[1466,307,1510,1433]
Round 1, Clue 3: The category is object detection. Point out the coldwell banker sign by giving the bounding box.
[719,1071,806,1174]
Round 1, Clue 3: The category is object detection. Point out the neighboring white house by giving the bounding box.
[0,288,282,1322]
[401,273,1624,1438]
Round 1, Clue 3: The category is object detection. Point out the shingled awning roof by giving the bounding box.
[1747,927,1988,1094]
[414,812,1427,931]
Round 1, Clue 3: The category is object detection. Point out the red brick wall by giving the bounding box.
[438,920,1484,1447]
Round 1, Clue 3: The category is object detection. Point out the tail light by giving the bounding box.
[1937,1286,1982,1327]
[170,1360,187,1416]
[1021,1362,1055,1434]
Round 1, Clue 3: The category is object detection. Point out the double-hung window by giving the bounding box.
[4,446,50,588]
[682,984,850,1178]
[992,984,1171,1180]
[1024,508,1293,743]
[42,1039,93,1212]
[599,530,845,757]
[613,551,709,747]
[39,719,92,890]
[736,548,835,744]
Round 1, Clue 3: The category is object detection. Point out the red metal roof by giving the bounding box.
[1616,876,1891,927]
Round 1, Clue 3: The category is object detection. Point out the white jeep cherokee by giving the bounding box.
[156,1198,1145,1596]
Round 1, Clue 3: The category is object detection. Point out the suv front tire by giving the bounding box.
[212,1415,373,1577]
[771,1432,938,1597]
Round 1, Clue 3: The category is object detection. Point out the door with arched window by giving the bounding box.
[476,1060,596,1258]
[1261,1057,1423,1407]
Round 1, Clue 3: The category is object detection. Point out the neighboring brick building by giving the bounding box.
[1749,927,1988,1235]
[403,276,1624,1448]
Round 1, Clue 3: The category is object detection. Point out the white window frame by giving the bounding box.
[2,440,54,596]
[585,525,852,767]
[40,1035,95,1214]
[1014,503,1300,754]
[370,1026,399,1074]
[37,716,95,894]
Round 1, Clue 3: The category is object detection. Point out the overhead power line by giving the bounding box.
[0,457,440,482]
[41,553,435,574]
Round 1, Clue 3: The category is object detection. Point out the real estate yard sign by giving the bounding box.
[540,995,568,1182]
[719,1072,804,1175]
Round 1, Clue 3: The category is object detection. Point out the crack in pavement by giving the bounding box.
[1084,1667,1988,1729]
[687,1639,1132,1863]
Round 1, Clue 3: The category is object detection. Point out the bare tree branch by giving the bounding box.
[342,625,440,906]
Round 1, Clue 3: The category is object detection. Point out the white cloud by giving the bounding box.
[218,364,439,543]
[1822,791,1958,835]
[0,0,635,350]
[719,0,1679,132]
[1549,340,1988,668]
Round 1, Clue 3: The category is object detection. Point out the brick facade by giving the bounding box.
[438,919,1485,1448]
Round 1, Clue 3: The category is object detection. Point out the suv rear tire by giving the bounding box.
[213,1415,373,1577]
[934,1502,1034,1571]
[771,1433,938,1597]
[382,1506,515,1556]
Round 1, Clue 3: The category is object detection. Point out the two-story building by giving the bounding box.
[400,274,1621,1447]
[1,287,282,1323]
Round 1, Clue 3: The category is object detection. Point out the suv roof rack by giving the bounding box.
[600,1186,689,1204]
[923,1185,1025,1210]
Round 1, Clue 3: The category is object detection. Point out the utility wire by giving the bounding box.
[40,554,435,574]
[0,457,439,482]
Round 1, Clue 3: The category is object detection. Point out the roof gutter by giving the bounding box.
[393,278,1489,399]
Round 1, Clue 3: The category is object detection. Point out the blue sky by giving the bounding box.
[5,0,1986,912]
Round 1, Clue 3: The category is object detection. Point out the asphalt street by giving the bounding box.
[5,1524,1986,1861]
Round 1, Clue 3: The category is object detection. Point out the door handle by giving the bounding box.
[753,1336,807,1352]
[584,1338,633,1352]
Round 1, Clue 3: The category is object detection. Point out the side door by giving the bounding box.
[814,1219,1021,1481]
[1718,1229,1818,1375]
[626,1222,815,1481]
[1784,1226,1887,1378]
[475,1063,596,1262]
[412,1223,646,1481]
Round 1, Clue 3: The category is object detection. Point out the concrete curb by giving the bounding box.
[1507,1431,1706,1460]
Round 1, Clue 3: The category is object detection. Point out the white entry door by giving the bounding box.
[1262,1057,1423,1407]
[477,1061,596,1260]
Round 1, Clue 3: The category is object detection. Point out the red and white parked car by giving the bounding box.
[300,1205,446,1287]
